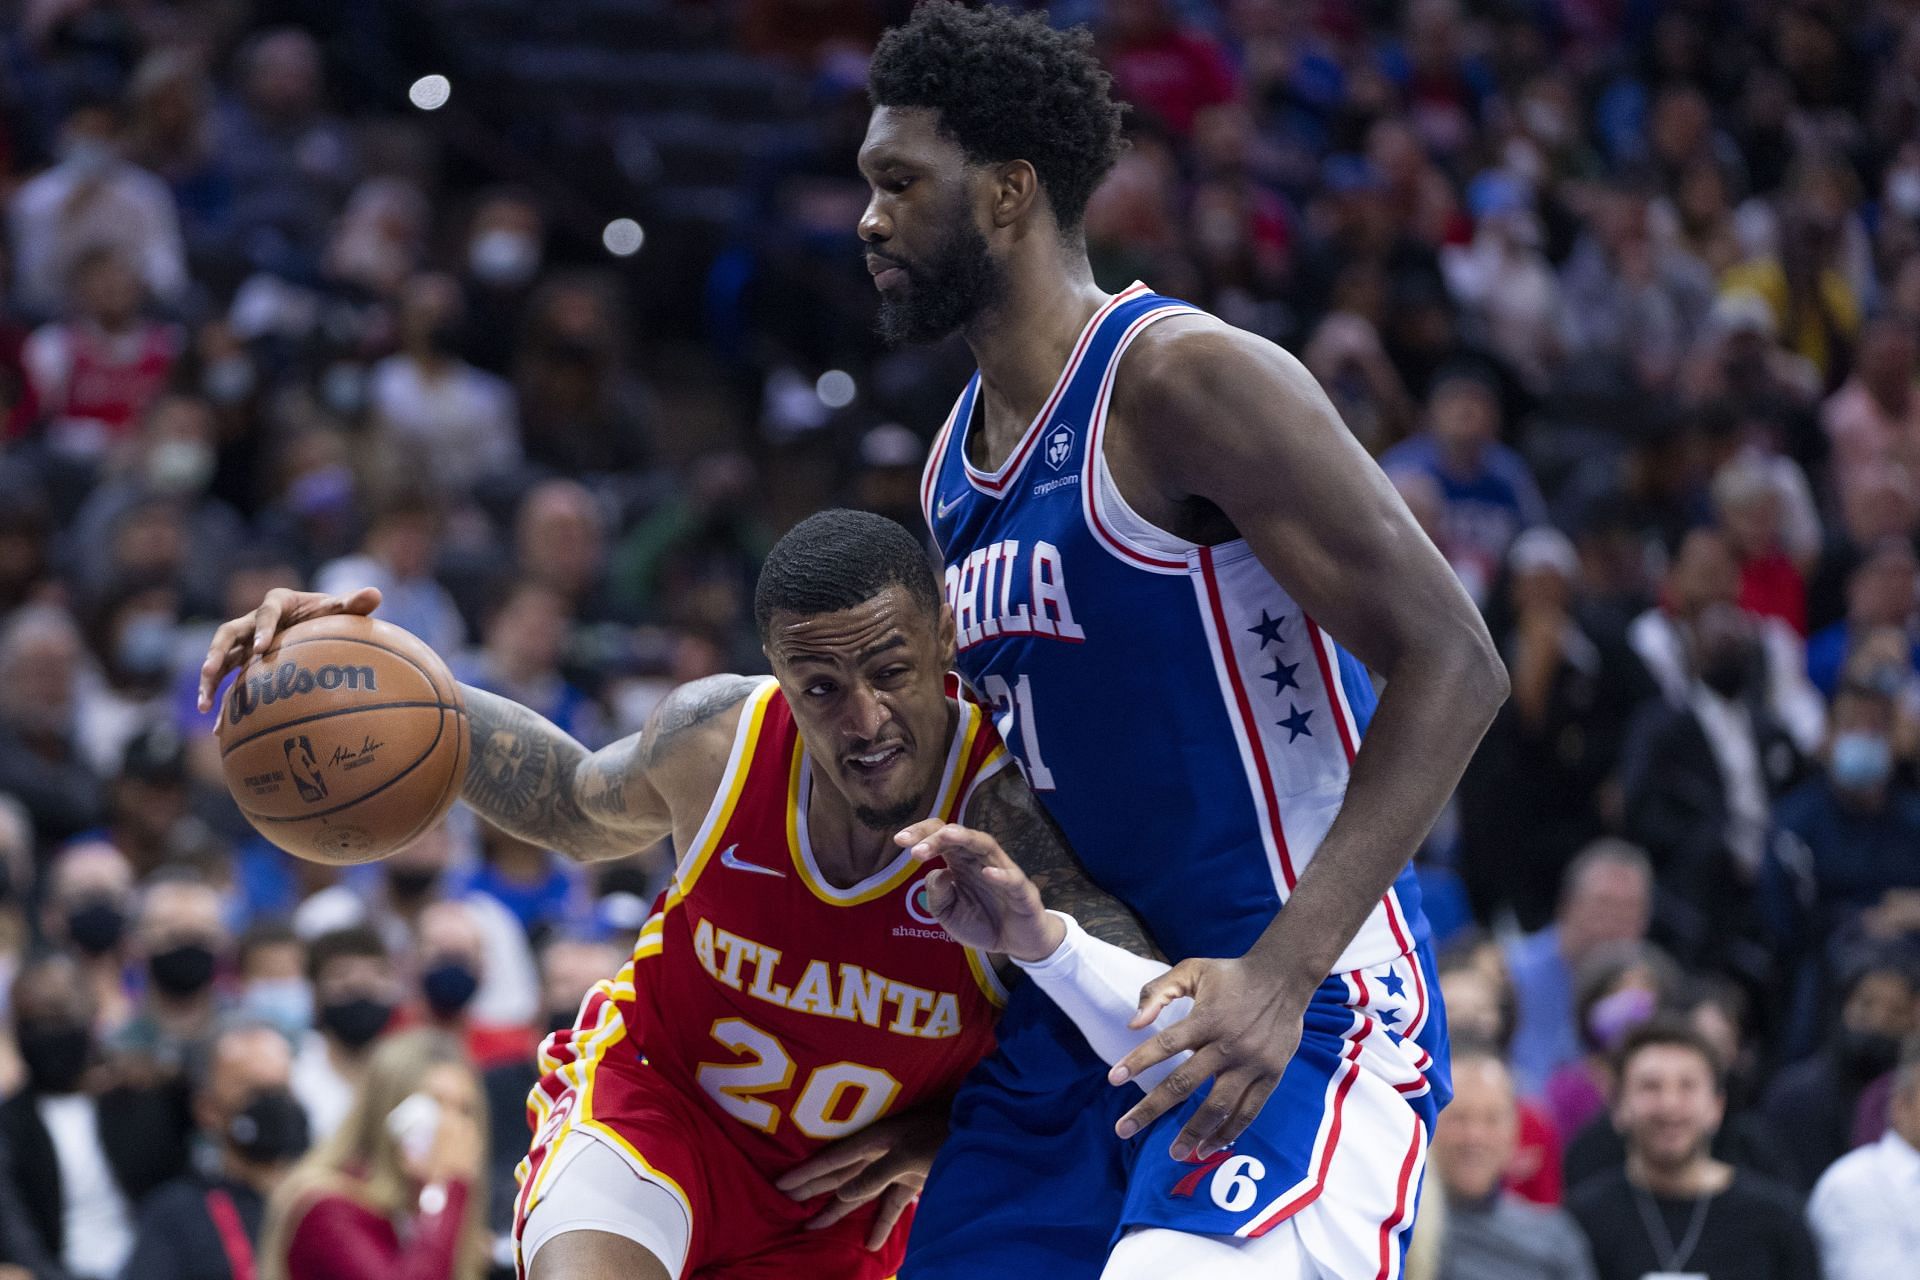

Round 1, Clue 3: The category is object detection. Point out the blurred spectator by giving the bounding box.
[1567,1021,1819,1280]
[107,872,233,1077]
[458,580,600,745]
[233,923,310,1048]
[412,899,533,1072]
[1765,678,1920,958]
[91,724,224,878]
[1505,841,1654,1097]
[1806,463,1919,636]
[289,927,397,1143]
[124,49,232,264]
[257,1029,486,1280]
[1437,939,1561,1205]
[1722,202,1862,384]
[1441,172,1561,393]
[512,275,657,480]
[610,451,772,637]
[0,954,191,1280]
[312,487,466,657]
[1542,940,1675,1142]
[1808,1043,1920,1280]
[1713,454,1808,636]
[0,606,106,843]
[1558,187,1713,397]
[1460,534,1656,926]
[1381,363,1547,605]
[1823,313,1920,489]
[8,97,188,318]
[368,273,521,498]
[118,1021,307,1280]
[1099,0,1239,138]
[21,247,181,464]
[1431,1049,1596,1280]
[456,190,545,377]
[1622,602,1807,966]
[213,28,356,276]
[510,480,620,625]
[453,823,583,948]
[1805,540,1920,698]
[1760,951,1920,1189]
[41,842,137,1035]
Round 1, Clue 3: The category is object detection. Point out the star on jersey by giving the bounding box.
[1379,971,1407,999]
[1278,704,1314,742]
[1378,1006,1402,1028]
[1261,658,1301,695]
[1247,610,1287,649]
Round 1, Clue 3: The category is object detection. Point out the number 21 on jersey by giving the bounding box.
[982,673,1054,790]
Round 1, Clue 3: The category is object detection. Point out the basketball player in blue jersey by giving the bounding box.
[858,6,1509,1278]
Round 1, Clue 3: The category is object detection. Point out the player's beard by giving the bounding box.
[875,214,1006,347]
[854,796,923,832]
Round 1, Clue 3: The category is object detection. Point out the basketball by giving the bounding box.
[216,614,468,865]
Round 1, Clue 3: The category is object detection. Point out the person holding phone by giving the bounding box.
[256,1029,489,1280]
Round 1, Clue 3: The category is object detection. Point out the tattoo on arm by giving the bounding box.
[640,675,764,768]
[967,769,1160,959]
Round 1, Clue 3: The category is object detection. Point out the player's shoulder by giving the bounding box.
[644,674,770,784]
[1115,310,1318,445]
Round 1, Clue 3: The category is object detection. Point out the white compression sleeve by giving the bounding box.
[1012,911,1193,1093]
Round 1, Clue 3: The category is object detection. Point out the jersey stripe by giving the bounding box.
[1194,544,1298,892]
[670,679,779,906]
[963,284,1149,496]
[1080,303,1202,573]
[1304,620,1358,764]
[920,387,968,534]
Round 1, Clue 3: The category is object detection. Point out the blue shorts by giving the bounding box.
[903,943,1449,1277]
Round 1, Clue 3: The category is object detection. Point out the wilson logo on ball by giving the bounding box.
[228,662,378,724]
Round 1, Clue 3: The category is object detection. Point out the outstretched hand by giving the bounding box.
[196,586,382,713]
[895,821,1063,963]
[1109,954,1311,1161]
[774,1106,948,1249]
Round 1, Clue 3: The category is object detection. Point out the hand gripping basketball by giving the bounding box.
[198,586,383,713]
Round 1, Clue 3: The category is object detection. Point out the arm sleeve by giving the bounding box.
[1012,912,1192,1093]
[284,1183,471,1280]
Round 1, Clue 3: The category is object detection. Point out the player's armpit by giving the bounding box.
[960,768,1160,959]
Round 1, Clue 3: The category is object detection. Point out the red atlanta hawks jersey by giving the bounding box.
[619,678,1008,1171]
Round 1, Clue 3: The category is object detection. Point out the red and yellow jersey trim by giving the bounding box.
[665,677,782,911]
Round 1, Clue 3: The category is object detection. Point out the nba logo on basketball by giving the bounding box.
[283,736,328,802]
[1045,423,1074,470]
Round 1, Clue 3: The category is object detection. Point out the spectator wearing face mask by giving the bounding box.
[0,607,107,844]
[289,928,397,1143]
[456,190,545,376]
[1542,941,1676,1143]
[1760,952,1920,1190]
[117,1021,309,1280]
[0,955,191,1280]
[107,874,233,1079]
[1764,679,1920,959]
[1621,601,1807,967]
[232,925,310,1048]
[1805,541,1920,699]
[412,901,532,1072]
[40,843,138,1036]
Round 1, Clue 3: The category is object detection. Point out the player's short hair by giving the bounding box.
[754,509,941,641]
[868,1,1125,233]
[1615,1018,1725,1093]
[305,924,389,985]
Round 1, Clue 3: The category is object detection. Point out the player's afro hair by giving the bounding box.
[868,2,1126,233]
[755,509,942,640]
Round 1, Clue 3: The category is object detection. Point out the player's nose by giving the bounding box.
[858,195,891,245]
[845,685,889,740]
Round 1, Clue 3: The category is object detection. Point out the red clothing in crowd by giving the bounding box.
[284,1180,470,1280]
[1738,550,1807,636]
[1108,24,1238,136]
[1505,1098,1566,1205]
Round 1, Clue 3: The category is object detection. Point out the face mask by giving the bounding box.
[115,614,176,680]
[148,942,218,997]
[1830,731,1894,792]
[227,1087,310,1164]
[1840,1027,1901,1077]
[319,995,392,1049]
[18,1024,93,1094]
[201,356,256,406]
[386,867,438,900]
[1700,649,1756,699]
[145,438,216,496]
[67,899,127,955]
[241,978,314,1040]
[1587,986,1657,1051]
[421,960,479,1017]
[468,229,540,288]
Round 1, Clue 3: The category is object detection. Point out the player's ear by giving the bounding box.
[990,160,1040,229]
[937,602,957,665]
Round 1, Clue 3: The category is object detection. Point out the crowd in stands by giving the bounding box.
[0,1,1918,1277]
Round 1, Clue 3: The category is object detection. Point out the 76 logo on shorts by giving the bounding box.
[1170,1149,1267,1213]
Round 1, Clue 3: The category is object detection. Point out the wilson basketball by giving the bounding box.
[217,614,468,865]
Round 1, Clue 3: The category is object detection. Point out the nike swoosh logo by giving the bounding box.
[936,492,963,519]
[718,844,785,878]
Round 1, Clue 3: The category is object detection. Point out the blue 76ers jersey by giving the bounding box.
[920,283,1428,971]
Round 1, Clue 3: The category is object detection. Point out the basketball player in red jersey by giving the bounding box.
[198,510,1163,1280]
